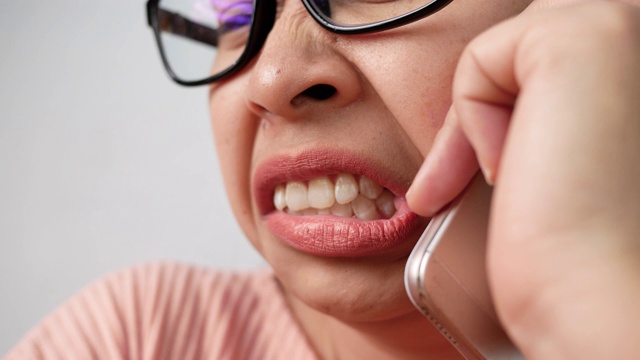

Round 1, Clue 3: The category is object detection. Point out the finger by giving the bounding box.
[453,0,617,183]
[450,2,556,186]
[407,15,525,214]
[525,0,640,14]
[406,107,478,216]
[453,39,517,184]
[524,0,597,13]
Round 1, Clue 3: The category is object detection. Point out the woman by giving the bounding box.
[6,0,640,358]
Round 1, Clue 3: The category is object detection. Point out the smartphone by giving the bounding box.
[404,173,524,359]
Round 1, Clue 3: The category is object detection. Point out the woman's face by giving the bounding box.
[210,0,531,321]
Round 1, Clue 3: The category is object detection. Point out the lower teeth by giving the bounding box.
[284,192,395,220]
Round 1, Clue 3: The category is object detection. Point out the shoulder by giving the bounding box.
[6,262,316,360]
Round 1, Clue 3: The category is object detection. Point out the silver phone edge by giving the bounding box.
[404,175,525,360]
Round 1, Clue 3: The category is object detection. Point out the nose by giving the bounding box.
[245,6,362,120]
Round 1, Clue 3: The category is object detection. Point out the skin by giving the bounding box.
[408,0,640,358]
[210,0,640,358]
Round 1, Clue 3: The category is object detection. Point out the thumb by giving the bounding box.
[407,10,530,216]
[406,107,479,217]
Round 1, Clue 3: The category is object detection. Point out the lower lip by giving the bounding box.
[264,201,425,257]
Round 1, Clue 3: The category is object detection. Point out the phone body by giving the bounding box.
[404,174,524,359]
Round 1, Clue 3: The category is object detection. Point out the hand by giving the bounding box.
[407,1,640,358]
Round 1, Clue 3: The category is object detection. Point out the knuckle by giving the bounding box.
[517,2,640,78]
[589,2,640,45]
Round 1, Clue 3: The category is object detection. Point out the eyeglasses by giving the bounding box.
[146,0,453,86]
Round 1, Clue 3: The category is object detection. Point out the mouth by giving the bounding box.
[253,149,426,257]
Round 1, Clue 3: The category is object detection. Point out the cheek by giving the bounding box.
[345,1,532,158]
[209,79,262,249]
[343,32,465,161]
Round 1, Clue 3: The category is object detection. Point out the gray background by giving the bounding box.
[0,0,264,354]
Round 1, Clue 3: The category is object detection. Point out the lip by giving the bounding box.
[253,149,426,257]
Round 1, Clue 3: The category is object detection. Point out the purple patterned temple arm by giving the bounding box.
[210,0,253,31]
[157,8,218,46]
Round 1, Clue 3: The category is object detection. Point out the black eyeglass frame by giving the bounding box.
[146,0,454,86]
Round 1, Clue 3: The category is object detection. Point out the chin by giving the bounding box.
[257,217,426,322]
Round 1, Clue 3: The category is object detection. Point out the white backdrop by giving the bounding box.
[0,0,265,354]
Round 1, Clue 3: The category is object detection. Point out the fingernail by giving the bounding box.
[480,162,495,186]
[405,185,414,200]
[406,165,438,217]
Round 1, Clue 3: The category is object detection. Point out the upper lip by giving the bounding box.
[252,148,412,216]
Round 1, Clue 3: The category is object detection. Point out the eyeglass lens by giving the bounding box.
[156,0,253,83]
[154,0,445,84]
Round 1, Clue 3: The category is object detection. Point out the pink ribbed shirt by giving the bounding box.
[5,262,317,360]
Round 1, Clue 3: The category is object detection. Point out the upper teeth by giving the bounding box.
[273,174,397,220]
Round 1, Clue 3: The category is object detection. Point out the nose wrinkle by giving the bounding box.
[246,2,356,118]
[277,5,338,50]
[253,8,325,90]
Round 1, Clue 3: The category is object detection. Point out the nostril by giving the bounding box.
[300,84,337,101]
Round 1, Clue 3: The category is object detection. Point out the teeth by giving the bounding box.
[273,174,398,219]
[335,174,358,204]
[308,176,335,209]
[376,190,396,218]
[274,184,286,211]
[285,181,309,211]
[302,208,318,216]
[359,176,383,199]
[330,201,353,217]
[351,195,379,221]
